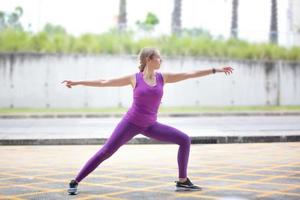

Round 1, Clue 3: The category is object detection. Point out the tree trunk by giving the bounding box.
[118,0,127,32]
[230,0,239,38]
[270,0,278,44]
[171,0,182,35]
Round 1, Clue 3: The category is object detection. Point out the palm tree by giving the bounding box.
[171,0,182,35]
[0,6,23,31]
[270,0,278,44]
[230,0,239,38]
[118,0,127,32]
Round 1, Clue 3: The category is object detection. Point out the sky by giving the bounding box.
[0,0,293,46]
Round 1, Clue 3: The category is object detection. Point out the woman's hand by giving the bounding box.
[217,67,234,75]
[61,80,79,88]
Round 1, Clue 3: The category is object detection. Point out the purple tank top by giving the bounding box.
[124,71,164,127]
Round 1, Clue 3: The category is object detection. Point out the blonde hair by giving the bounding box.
[138,47,158,72]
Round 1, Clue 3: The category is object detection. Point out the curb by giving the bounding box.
[1,135,300,145]
[1,111,300,119]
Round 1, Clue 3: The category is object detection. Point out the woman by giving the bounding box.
[62,47,234,195]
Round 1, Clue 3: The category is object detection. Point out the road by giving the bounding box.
[0,116,299,139]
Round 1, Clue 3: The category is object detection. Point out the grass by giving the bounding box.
[0,106,299,114]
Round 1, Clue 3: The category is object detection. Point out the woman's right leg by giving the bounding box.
[75,118,142,183]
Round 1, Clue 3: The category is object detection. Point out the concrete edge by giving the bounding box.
[1,135,299,145]
[1,111,300,119]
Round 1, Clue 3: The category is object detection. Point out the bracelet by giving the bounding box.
[212,68,216,74]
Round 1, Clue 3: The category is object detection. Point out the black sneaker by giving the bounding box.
[68,180,78,195]
[175,178,202,191]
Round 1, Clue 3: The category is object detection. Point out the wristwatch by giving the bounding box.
[212,68,216,74]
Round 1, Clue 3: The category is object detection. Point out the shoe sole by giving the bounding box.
[175,187,202,191]
[68,189,78,195]
[68,191,78,195]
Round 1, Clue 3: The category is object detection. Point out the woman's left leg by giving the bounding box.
[142,121,191,179]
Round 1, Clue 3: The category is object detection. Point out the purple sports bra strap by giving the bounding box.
[135,72,141,87]
[157,72,163,86]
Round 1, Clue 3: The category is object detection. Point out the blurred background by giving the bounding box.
[0,0,299,112]
[1,0,300,45]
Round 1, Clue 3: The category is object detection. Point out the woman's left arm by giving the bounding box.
[162,67,234,84]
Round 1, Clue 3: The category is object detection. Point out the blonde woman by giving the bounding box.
[62,48,234,195]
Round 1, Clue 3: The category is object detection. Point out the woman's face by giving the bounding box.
[147,52,162,70]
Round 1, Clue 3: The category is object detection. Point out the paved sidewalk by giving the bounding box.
[1,115,300,145]
[1,111,300,119]
[0,142,299,199]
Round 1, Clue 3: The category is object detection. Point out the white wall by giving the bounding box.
[0,53,299,108]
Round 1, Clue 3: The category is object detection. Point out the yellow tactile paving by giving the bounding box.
[0,142,299,199]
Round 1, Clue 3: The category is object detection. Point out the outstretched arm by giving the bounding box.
[61,74,134,88]
[162,67,234,84]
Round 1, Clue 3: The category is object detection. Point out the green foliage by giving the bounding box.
[144,12,159,26]
[30,32,49,52]
[43,23,66,35]
[0,6,299,61]
[136,12,159,32]
[0,27,300,61]
[0,28,30,51]
[0,6,23,31]
[181,28,212,39]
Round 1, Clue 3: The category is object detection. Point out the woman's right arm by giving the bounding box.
[61,74,135,88]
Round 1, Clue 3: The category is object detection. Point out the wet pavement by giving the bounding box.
[0,142,300,199]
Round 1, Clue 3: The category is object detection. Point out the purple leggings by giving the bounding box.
[75,118,191,182]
